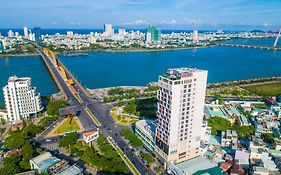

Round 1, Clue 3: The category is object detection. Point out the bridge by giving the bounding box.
[220,29,281,51]
[218,43,281,51]
[36,45,153,175]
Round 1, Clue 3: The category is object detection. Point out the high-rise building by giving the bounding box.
[24,26,29,38]
[193,30,199,43]
[0,40,5,53]
[155,68,207,165]
[67,31,74,37]
[145,26,161,43]
[29,33,35,41]
[118,28,126,37]
[33,27,42,41]
[15,32,19,38]
[2,76,43,122]
[104,24,113,37]
[7,30,14,38]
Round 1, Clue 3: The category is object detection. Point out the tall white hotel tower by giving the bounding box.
[155,68,207,165]
[2,76,43,122]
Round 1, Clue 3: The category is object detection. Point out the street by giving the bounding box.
[37,47,154,175]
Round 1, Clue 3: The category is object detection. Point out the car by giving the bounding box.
[46,139,52,142]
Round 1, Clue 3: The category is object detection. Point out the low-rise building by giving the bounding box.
[201,121,211,145]
[252,166,269,175]
[168,156,224,175]
[83,130,99,145]
[221,130,238,148]
[30,152,60,173]
[238,115,251,126]
[30,152,83,175]
[135,119,156,152]
[0,109,7,122]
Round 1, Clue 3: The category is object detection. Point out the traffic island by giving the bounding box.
[48,117,84,137]
[85,108,101,126]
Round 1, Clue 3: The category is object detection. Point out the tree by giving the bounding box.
[120,128,144,148]
[21,143,35,160]
[5,132,28,149]
[140,152,155,165]
[263,133,279,143]
[23,124,42,136]
[207,116,232,135]
[235,125,254,139]
[0,155,22,175]
[47,100,68,116]
[59,133,78,149]
[123,101,137,115]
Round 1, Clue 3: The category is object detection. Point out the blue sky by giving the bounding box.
[1,0,281,30]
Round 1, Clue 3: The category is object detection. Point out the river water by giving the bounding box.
[0,38,280,103]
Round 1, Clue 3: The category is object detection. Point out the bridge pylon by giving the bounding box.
[274,28,281,48]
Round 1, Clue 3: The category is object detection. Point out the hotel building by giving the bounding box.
[2,76,43,122]
[155,68,207,165]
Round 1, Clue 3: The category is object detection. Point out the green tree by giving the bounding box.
[0,155,22,175]
[140,152,155,165]
[59,133,78,150]
[21,143,35,159]
[263,133,279,143]
[120,128,144,148]
[5,132,28,149]
[207,116,232,135]
[47,100,68,116]
[123,101,137,115]
[23,124,42,136]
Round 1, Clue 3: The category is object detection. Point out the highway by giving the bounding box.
[37,47,154,175]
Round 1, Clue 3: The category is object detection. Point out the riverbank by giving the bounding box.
[0,45,215,58]
[57,45,215,55]
[0,53,39,58]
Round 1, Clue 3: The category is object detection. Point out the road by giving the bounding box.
[36,47,154,175]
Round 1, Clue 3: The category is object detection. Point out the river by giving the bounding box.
[0,38,280,103]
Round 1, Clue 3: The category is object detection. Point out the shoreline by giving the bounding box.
[0,45,216,58]
[89,76,281,91]
[57,45,214,54]
[0,53,39,58]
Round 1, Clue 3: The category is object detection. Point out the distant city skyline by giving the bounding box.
[1,0,281,30]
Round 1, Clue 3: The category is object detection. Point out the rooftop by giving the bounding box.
[161,67,206,80]
[83,131,98,137]
[173,156,223,175]
[58,164,83,175]
[8,76,30,83]
[31,152,61,172]
[135,119,156,139]
[206,105,228,118]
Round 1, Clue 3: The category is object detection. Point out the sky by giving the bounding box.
[1,0,281,30]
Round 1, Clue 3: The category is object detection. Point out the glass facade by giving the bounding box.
[145,26,161,42]
[33,27,42,41]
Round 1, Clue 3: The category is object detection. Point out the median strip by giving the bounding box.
[85,107,101,126]
[107,137,141,175]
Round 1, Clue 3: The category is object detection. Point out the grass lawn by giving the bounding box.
[242,82,281,97]
[54,118,81,134]
[110,107,139,126]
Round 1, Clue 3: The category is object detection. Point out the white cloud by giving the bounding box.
[160,19,177,25]
[51,21,57,25]
[122,19,150,26]
[183,18,201,25]
[263,22,274,27]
